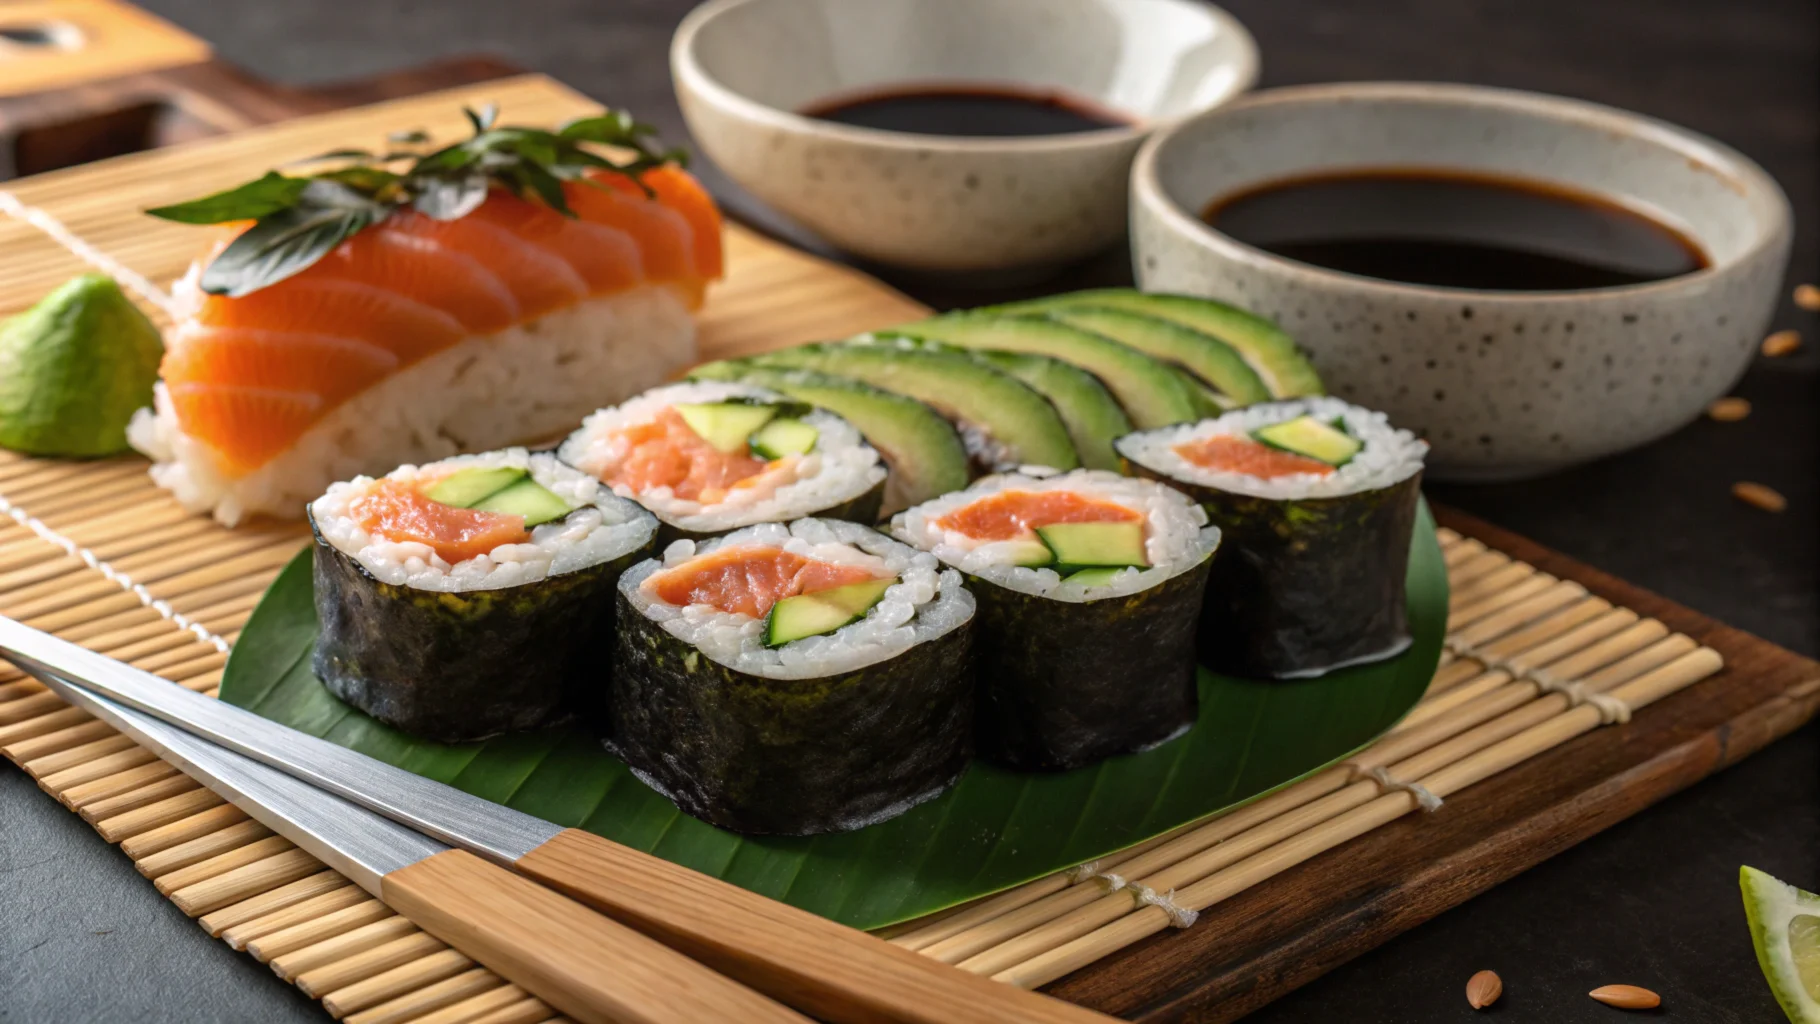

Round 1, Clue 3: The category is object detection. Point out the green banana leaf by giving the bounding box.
[220,502,1446,930]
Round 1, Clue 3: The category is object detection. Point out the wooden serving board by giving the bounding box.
[0,56,1814,1024]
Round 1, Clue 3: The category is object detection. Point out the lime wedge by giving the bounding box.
[1742,865,1820,1022]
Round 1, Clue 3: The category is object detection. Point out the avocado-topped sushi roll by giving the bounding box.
[892,470,1220,771]
[612,518,975,835]
[309,449,658,741]
[558,382,887,543]
[1116,398,1427,679]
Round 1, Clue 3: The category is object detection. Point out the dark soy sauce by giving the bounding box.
[800,84,1129,137]
[1202,169,1708,290]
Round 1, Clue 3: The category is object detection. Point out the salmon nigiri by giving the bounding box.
[131,106,723,524]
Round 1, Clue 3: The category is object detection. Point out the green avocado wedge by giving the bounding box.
[1033,304,1271,406]
[1008,289,1323,398]
[0,274,163,457]
[686,364,968,513]
[894,313,1202,429]
[723,341,1079,474]
[851,333,1130,471]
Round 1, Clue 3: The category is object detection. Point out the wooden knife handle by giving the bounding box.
[516,828,1114,1024]
[382,848,810,1024]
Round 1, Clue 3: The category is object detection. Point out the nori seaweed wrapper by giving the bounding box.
[1142,468,1423,678]
[650,473,887,548]
[967,557,1213,771]
[608,590,973,836]
[309,509,655,742]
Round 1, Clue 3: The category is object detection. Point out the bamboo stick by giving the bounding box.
[3,717,117,761]
[247,900,396,962]
[197,871,350,937]
[95,785,222,842]
[58,759,181,811]
[21,733,138,775]
[170,847,326,916]
[78,772,203,824]
[0,689,66,727]
[154,836,299,896]
[466,1001,559,1024]
[294,933,450,998]
[991,647,1724,989]
[120,803,251,859]
[223,886,374,951]
[34,745,159,793]
[0,704,88,747]
[405,984,539,1024]
[343,968,501,1024]
[135,818,277,879]
[272,916,423,981]
[321,949,476,1018]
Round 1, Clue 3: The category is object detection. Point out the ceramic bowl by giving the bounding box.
[672,0,1258,272]
[1131,82,1793,480]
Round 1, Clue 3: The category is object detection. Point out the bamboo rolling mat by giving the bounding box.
[0,74,1732,1021]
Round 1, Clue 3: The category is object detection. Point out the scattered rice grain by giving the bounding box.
[1706,397,1751,422]
[1794,283,1820,311]
[1732,481,1786,513]
[1761,330,1802,357]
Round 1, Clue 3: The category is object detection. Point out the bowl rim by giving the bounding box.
[671,0,1261,153]
[1131,80,1794,302]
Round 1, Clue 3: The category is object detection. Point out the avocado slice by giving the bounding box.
[748,417,819,459]
[764,576,896,647]
[470,477,571,526]
[1036,521,1150,573]
[687,364,968,512]
[1252,414,1361,466]
[675,401,778,453]
[1032,305,1271,406]
[853,333,1129,471]
[423,466,527,508]
[1006,289,1323,398]
[734,341,1079,474]
[894,313,1200,429]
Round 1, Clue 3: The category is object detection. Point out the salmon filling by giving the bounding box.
[933,489,1143,541]
[601,406,782,502]
[1173,435,1336,480]
[646,545,882,618]
[350,479,530,564]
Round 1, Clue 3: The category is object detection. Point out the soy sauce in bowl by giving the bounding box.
[1202,168,1708,290]
[800,84,1131,138]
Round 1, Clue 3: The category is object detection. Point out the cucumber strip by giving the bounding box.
[749,417,819,460]
[422,466,526,508]
[470,478,571,526]
[1062,566,1129,587]
[763,576,897,647]
[1251,414,1362,466]
[675,401,779,453]
[1036,521,1150,572]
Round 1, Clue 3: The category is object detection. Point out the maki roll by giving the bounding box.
[892,470,1221,771]
[558,381,888,542]
[612,518,975,835]
[1116,398,1427,679]
[309,449,658,741]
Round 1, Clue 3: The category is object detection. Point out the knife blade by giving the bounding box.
[22,663,807,1024]
[0,615,1113,1024]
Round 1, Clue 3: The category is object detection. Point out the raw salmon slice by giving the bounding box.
[647,545,882,618]
[604,407,772,502]
[1174,435,1336,479]
[935,489,1143,541]
[161,165,723,481]
[350,479,531,565]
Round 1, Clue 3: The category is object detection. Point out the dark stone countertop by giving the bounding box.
[2,0,1814,1021]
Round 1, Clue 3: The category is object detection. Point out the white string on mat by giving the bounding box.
[1091,872,1198,929]
[1365,766,1444,813]
[1445,634,1631,725]
[0,493,231,655]
[0,191,183,321]
[1065,860,1102,884]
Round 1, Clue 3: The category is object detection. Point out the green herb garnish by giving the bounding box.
[147,104,688,298]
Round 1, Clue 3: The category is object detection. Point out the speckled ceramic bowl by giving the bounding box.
[1132,82,1793,480]
[673,0,1258,272]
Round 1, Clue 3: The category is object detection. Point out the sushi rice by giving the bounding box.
[1114,396,1427,499]
[311,447,657,592]
[558,381,886,535]
[890,468,1221,602]
[618,518,972,680]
